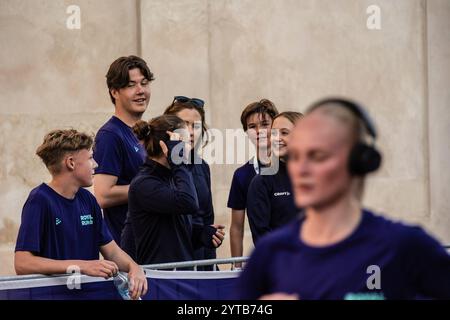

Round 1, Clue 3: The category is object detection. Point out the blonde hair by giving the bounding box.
[312,103,372,150]
[36,129,93,174]
[273,111,304,125]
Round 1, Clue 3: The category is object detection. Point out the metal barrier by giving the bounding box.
[0,257,249,300]
[0,257,249,288]
[141,257,249,271]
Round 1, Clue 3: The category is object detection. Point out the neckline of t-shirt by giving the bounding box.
[249,157,283,174]
[111,115,133,129]
[249,157,271,173]
[41,183,78,203]
[292,209,371,253]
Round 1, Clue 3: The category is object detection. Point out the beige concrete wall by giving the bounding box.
[0,0,139,274]
[0,0,449,275]
[427,0,450,242]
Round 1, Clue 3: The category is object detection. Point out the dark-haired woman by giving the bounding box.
[164,96,217,269]
[128,115,224,265]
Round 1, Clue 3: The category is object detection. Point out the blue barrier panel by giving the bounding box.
[0,281,121,300]
[145,270,239,300]
[0,270,240,300]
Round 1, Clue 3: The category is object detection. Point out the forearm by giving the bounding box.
[230,210,245,258]
[101,244,138,272]
[15,252,86,275]
[101,243,147,299]
[137,166,199,215]
[96,185,129,208]
[230,225,244,257]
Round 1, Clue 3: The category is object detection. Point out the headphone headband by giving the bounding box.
[307,97,377,139]
[306,97,381,175]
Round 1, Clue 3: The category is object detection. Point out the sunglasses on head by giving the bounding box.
[173,96,205,108]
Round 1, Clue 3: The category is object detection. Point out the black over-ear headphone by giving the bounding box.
[307,98,382,176]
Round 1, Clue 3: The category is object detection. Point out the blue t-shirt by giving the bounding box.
[235,210,450,300]
[247,161,301,244]
[227,160,259,210]
[93,116,146,244]
[15,183,112,260]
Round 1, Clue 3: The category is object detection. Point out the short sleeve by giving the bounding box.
[93,130,123,177]
[227,169,246,210]
[15,197,47,254]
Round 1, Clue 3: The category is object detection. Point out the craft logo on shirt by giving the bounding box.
[274,191,290,197]
[134,145,140,152]
[80,214,93,226]
[55,217,62,226]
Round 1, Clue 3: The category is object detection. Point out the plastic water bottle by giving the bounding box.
[113,272,132,300]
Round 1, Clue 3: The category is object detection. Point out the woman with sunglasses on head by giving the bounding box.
[128,115,225,266]
[164,96,223,269]
[236,98,450,300]
[246,111,303,245]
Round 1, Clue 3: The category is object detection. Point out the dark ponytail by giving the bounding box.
[133,120,152,141]
[133,115,185,157]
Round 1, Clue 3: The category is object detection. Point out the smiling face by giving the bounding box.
[271,116,296,158]
[246,112,273,150]
[287,111,355,210]
[111,68,151,117]
[70,148,98,188]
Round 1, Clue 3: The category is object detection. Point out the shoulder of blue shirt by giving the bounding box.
[95,116,132,142]
[29,184,99,207]
[231,161,254,183]
[251,209,445,255]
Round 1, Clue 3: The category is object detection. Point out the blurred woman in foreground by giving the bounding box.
[236,98,450,300]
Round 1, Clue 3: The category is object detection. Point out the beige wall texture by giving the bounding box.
[0,0,449,275]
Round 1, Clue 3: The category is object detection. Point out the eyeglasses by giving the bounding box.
[172,96,205,108]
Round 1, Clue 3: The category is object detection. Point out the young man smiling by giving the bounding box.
[93,56,154,256]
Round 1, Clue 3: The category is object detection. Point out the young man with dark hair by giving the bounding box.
[228,99,279,266]
[15,129,147,300]
[93,56,154,256]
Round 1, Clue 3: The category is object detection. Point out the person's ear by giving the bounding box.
[159,140,169,158]
[111,88,120,101]
[64,155,75,171]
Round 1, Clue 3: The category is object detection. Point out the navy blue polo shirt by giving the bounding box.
[235,209,450,300]
[227,159,259,210]
[188,156,216,264]
[247,161,301,244]
[93,116,146,244]
[15,183,112,260]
